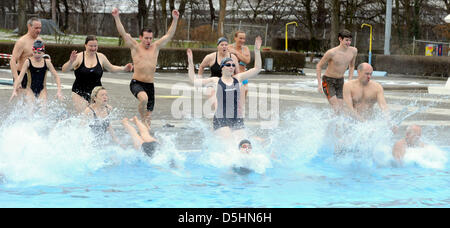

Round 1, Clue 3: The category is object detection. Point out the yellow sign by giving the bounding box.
[425,44,434,56]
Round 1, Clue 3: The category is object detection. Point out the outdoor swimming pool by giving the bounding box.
[0,104,448,208]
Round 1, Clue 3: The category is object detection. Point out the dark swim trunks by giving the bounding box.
[130,79,155,111]
[15,71,28,89]
[322,75,344,99]
[141,141,157,158]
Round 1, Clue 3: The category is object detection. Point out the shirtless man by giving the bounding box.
[392,125,425,163]
[112,7,179,128]
[316,29,357,113]
[10,17,42,94]
[342,62,389,121]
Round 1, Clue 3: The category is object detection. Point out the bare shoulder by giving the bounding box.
[324,47,337,57]
[350,46,358,53]
[344,79,356,89]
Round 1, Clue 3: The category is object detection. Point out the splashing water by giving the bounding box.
[0,98,448,207]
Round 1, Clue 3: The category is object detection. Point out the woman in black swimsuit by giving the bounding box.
[197,37,240,110]
[11,40,63,105]
[62,35,133,113]
[186,36,263,149]
[83,86,121,146]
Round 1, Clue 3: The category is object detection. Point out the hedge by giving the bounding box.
[374,55,450,77]
[271,37,329,53]
[0,42,306,72]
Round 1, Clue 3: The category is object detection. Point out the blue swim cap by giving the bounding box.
[217,37,228,45]
[220,57,234,68]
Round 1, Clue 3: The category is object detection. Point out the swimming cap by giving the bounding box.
[220,57,234,68]
[32,40,45,52]
[217,37,228,45]
[238,139,252,150]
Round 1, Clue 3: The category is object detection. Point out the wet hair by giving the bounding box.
[220,57,234,69]
[85,35,98,44]
[338,29,353,39]
[234,30,245,37]
[90,86,106,103]
[238,139,252,150]
[32,40,45,52]
[217,37,228,45]
[140,28,153,36]
[27,17,41,26]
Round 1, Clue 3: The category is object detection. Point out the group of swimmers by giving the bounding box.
[7,11,422,164]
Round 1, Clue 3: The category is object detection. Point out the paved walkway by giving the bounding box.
[0,68,449,147]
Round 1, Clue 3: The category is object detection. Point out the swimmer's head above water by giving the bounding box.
[220,57,235,76]
[217,37,229,53]
[239,139,252,154]
[32,40,45,59]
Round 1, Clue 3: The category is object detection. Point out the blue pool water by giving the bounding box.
[0,104,449,208]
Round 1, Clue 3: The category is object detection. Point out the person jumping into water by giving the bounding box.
[186,36,262,150]
[316,29,357,113]
[112,7,179,128]
[62,35,133,114]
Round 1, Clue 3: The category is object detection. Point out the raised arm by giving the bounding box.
[234,36,262,82]
[153,10,179,49]
[187,49,217,87]
[46,59,63,100]
[62,50,81,72]
[112,8,138,49]
[98,53,133,73]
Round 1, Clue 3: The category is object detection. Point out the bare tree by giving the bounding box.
[137,0,152,31]
[18,0,27,35]
[160,0,167,33]
[330,0,340,47]
[218,0,226,36]
[208,0,216,25]
[153,0,159,37]
[52,0,57,22]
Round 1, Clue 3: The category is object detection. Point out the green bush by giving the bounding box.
[271,37,329,53]
[0,42,305,72]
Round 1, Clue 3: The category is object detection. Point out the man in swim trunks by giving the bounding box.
[112,7,179,128]
[316,29,357,113]
[10,17,42,95]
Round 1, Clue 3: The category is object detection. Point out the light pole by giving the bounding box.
[285,21,298,52]
[384,0,392,55]
[361,23,373,65]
